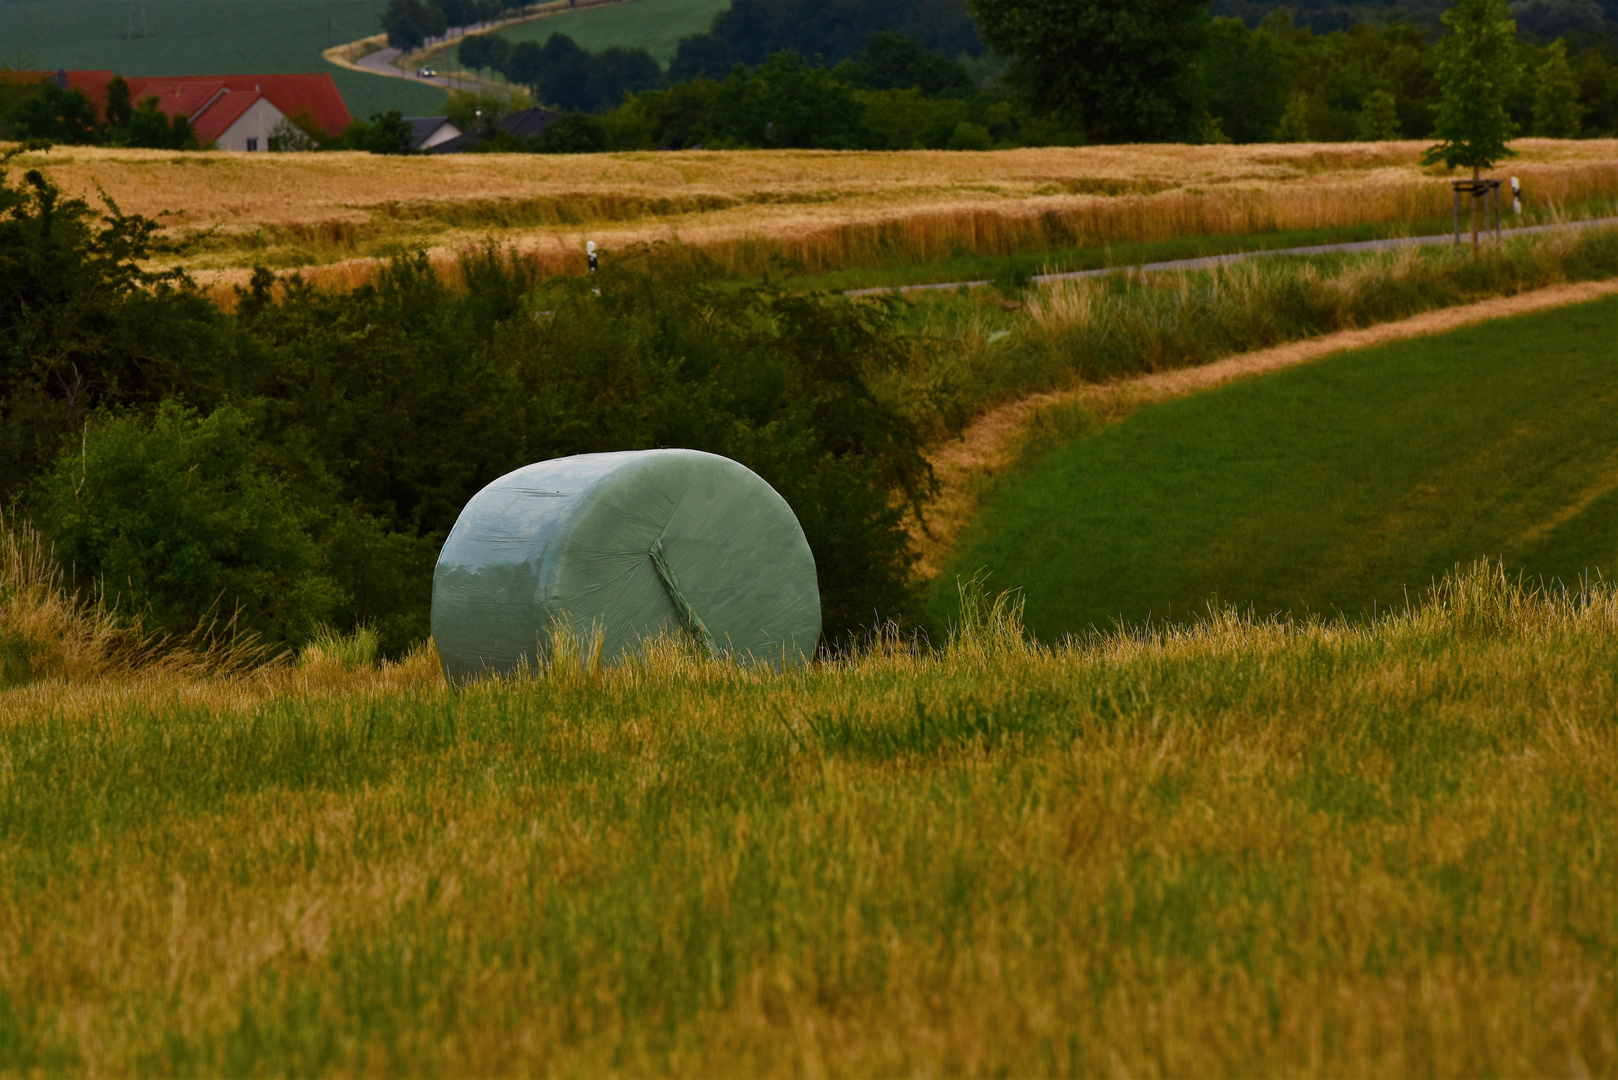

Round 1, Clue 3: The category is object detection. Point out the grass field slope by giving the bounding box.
[432,0,729,68]
[932,293,1618,639]
[0,563,1613,1074]
[0,0,442,120]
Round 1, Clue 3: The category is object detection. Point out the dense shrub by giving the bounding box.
[2,164,935,653]
[33,403,340,643]
[0,158,228,497]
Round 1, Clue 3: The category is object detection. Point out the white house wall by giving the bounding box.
[213,97,289,152]
[420,122,463,150]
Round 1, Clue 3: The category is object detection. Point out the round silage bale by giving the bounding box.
[431,449,820,684]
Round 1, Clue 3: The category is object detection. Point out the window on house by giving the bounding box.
[246,137,258,151]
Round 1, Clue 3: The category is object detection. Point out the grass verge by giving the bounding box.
[782,198,1618,294]
[0,562,1613,1075]
[886,222,1618,445]
[928,288,1618,640]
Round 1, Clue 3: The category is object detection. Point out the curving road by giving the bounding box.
[335,0,641,92]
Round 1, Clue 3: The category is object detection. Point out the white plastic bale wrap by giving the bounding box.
[431,449,821,683]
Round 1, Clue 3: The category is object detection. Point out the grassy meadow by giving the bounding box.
[931,288,1618,640]
[11,139,1618,286]
[427,0,730,69]
[0,0,443,121]
[0,557,1615,1075]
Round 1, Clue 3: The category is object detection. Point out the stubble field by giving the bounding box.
[13,139,1618,289]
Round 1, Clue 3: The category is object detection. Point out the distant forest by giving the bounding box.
[445,0,1618,149]
[10,0,1618,149]
[1216,0,1618,37]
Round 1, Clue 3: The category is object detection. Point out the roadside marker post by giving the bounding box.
[1452,177,1502,249]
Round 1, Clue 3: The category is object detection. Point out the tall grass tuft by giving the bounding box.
[298,624,381,670]
[0,513,133,684]
[0,515,273,687]
[946,571,1034,664]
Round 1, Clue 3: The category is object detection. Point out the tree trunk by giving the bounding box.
[1471,166,1480,256]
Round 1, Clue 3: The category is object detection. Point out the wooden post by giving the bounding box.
[1470,166,1480,255]
[1454,186,1461,247]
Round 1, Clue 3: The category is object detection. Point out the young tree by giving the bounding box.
[967,0,1210,143]
[1532,40,1584,138]
[1423,0,1522,252]
[1357,89,1402,141]
[104,75,133,129]
[381,0,446,51]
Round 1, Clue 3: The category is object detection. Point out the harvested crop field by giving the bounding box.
[12,139,1618,286]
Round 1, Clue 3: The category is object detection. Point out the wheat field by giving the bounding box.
[11,139,1618,287]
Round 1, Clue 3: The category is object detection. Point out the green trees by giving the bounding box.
[340,110,417,154]
[967,0,1211,142]
[1532,39,1584,137]
[1358,89,1402,140]
[1424,0,1521,171]
[381,0,446,50]
[34,404,340,643]
[1423,0,1522,251]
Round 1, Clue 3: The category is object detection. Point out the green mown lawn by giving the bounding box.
[0,0,444,119]
[931,293,1618,639]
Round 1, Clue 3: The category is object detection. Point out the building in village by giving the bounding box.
[50,70,352,150]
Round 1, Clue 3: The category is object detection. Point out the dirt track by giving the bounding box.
[911,277,1618,578]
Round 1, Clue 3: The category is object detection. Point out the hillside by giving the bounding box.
[931,293,1618,639]
[0,0,443,120]
[442,0,729,65]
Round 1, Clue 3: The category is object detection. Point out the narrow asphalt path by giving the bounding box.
[843,215,1618,297]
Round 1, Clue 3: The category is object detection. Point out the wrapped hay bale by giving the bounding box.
[431,449,820,684]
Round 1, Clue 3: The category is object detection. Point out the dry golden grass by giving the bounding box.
[10,139,1618,289]
[1,563,1615,1076]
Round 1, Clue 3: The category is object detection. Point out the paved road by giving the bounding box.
[843,215,1618,297]
[355,44,445,88]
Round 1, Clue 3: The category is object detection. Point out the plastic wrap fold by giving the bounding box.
[431,449,821,684]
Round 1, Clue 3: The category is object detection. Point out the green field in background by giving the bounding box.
[0,0,444,120]
[442,0,725,66]
[931,294,1618,638]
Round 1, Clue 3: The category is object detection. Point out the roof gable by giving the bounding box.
[212,74,350,137]
[123,78,229,120]
[43,70,351,138]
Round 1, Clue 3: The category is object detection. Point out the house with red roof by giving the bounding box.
[53,70,352,150]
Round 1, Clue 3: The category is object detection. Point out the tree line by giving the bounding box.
[449,8,1614,152]
[6,0,1613,151]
